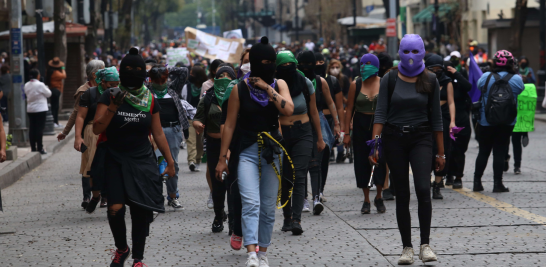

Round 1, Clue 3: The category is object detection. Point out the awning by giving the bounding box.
[337,16,386,26]
[412,4,456,23]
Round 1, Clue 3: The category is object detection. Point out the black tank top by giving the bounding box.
[237,80,280,132]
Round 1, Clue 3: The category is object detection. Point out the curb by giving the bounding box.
[536,117,546,123]
[0,131,75,189]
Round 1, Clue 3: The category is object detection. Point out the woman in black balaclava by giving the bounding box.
[297,51,340,216]
[377,52,394,78]
[215,36,294,267]
[92,47,176,267]
[425,54,456,200]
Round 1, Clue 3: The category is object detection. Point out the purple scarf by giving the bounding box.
[244,71,276,107]
[366,138,382,159]
[450,126,465,141]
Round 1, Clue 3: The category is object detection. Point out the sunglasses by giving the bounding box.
[149,67,167,77]
[403,50,420,54]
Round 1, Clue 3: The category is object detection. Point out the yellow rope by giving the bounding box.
[257,132,295,209]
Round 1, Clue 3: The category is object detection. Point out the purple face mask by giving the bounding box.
[398,34,426,77]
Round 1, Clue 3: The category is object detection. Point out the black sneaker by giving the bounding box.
[281,218,292,232]
[290,220,303,235]
[86,197,100,213]
[336,153,345,163]
[39,149,47,155]
[361,202,371,214]
[514,167,521,175]
[504,155,510,172]
[212,217,224,233]
[445,176,454,186]
[189,161,196,172]
[81,198,89,209]
[473,181,484,192]
[100,197,108,208]
[493,182,510,193]
[432,182,443,200]
[110,247,130,267]
[383,188,395,200]
[374,198,386,213]
[452,178,463,189]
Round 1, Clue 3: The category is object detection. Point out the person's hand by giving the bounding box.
[435,156,446,172]
[334,124,341,137]
[110,89,127,107]
[74,137,84,152]
[57,132,66,142]
[0,149,6,163]
[368,150,379,165]
[449,121,456,133]
[343,134,351,148]
[215,159,229,180]
[447,66,457,74]
[249,77,269,91]
[194,122,205,135]
[317,139,326,153]
[162,160,176,178]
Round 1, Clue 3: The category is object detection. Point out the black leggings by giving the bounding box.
[280,121,313,222]
[384,131,433,248]
[206,137,227,220]
[226,148,242,237]
[511,132,527,168]
[352,113,386,188]
[474,124,514,181]
[28,111,47,151]
[50,88,61,124]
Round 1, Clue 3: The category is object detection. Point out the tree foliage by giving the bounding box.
[164,0,223,29]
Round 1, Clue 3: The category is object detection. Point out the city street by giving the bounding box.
[1,121,546,266]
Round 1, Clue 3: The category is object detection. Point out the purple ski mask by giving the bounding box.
[398,34,426,77]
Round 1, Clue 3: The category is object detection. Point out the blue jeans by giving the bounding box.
[163,125,182,197]
[238,142,280,248]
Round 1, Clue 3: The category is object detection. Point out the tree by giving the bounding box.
[53,0,67,63]
[509,0,528,58]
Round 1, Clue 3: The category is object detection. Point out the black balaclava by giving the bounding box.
[249,36,277,84]
[120,47,146,88]
[377,52,394,78]
[443,61,455,80]
[425,54,451,86]
[314,52,326,77]
[297,51,316,81]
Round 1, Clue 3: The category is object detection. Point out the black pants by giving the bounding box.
[322,114,336,193]
[226,148,242,237]
[280,121,313,222]
[384,131,433,248]
[433,104,452,177]
[474,124,514,181]
[82,176,91,200]
[28,111,47,151]
[448,108,471,178]
[105,157,153,260]
[306,128,324,200]
[206,137,227,220]
[50,88,61,124]
[352,113,386,188]
[511,132,527,168]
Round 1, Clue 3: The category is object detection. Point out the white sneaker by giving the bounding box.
[320,192,327,202]
[398,247,414,265]
[302,198,310,212]
[370,184,376,191]
[258,255,269,267]
[313,197,324,215]
[419,244,437,263]
[194,163,201,172]
[168,198,183,209]
[180,141,186,149]
[189,161,196,172]
[207,192,214,209]
[246,254,259,267]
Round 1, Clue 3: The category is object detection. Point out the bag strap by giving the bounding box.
[387,69,398,114]
[352,77,362,116]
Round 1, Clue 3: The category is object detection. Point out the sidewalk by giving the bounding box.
[0,119,74,189]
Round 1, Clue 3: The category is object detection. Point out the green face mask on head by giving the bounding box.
[214,77,232,106]
[360,65,379,80]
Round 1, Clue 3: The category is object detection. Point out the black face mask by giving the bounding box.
[433,70,443,79]
[251,62,276,84]
[276,64,297,85]
[520,62,528,69]
[120,68,146,88]
[314,64,326,77]
[188,75,197,84]
[298,64,316,80]
[450,59,460,67]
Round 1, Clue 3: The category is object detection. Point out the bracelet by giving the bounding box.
[374,135,380,139]
[436,154,446,159]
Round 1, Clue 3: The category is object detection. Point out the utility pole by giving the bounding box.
[295,0,299,42]
[387,0,397,57]
[9,0,29,147]
[353,0,357,45]
[539,0,545,85]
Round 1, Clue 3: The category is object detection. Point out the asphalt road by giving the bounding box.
[1,121,546,266]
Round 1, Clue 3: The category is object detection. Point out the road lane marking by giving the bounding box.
[453,187,546,225]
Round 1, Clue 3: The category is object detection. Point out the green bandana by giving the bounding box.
[119,84,153,112]
[223,78,240,104]
[214,78,231,106]
[276,50,298,66]
[297,69,315,88]
[519,67,530,77]
[190,83,201,97]
[95,67,119,94]
[151,83,169,99]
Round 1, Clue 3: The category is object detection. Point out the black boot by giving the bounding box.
[473,177,484,192]
[493,180,510,193]
[336,152,345,163]
[445,175,454,186]
[432,182,443,200]
[281,217,292,232]
[452,178,463,189]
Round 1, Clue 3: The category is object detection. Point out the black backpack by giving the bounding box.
[481,73,517,126]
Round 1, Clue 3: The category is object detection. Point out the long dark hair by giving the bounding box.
[387,66,432,93]
[191,65,208,88]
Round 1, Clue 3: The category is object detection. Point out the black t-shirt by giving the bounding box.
[98,90,161,152]
[79,87,100,128]
[156,94,179,125]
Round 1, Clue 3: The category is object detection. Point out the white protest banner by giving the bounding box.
[185,27,246,64]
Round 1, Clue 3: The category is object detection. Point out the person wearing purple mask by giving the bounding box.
[369,34,444,265]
